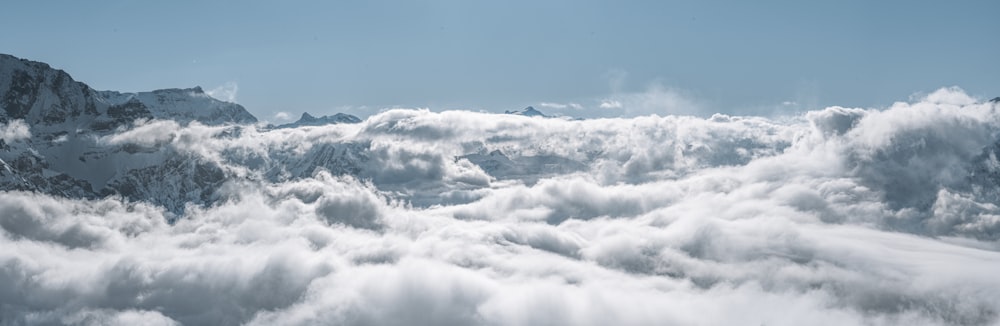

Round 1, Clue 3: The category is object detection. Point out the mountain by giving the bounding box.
[0,54,260,215]
[505,106,549,117]
[0,54,257,128]
[275,112,361,128]
[0,54,388,216]
[9,52,995,221]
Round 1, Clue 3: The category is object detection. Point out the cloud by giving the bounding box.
[599,100,622,109]
[3,87,1000,325]
[207,81,239,103]
[539,102,583,110]
[273,112,292,121]
[593,80,702,117]
[0,119,30,142]
[599,84,702,117]
[920,86,977,106]
[98,119,181,147]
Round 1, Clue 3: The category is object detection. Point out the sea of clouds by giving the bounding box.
[2,87,1000,325]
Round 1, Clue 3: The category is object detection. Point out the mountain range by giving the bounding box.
[4,53,1000,221]
[0,54,368,215]
[0,54,571,216]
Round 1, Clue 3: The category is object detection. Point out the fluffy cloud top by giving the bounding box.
[0,119,30,142]
[3,88,1000,325]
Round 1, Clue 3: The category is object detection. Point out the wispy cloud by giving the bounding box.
[207,81,239,103]
[599,99,622,109]
[597,83,702,116]
[273,111,293,121]
[539,102,583,110]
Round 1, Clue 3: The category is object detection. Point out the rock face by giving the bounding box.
[0,54,383,217]
[0,54,259,216]
[0,54,257,129]
[0,54,386,217]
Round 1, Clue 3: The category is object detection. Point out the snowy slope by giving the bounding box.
[0,54,259,215]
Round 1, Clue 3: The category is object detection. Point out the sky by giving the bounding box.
[2,0,998,120]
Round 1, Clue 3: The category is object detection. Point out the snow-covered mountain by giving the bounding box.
[0,54,257,129]
[0,54,261,215]
[0,54,481,215]
[275,112,361,128]
[505,106,549,117]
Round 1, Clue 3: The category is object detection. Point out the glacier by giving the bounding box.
[2,54,1000,325]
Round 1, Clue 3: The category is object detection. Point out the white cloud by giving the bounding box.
[273,111,292,121]
[3,87,1000,325]
[207,81,239,103]
[539,102,584,110]
[920,86,977,106]
[599,100,622,109]
[98,119,181,147]
[591,71,701,117]
[597,84,701,117]
[0,119,30,142]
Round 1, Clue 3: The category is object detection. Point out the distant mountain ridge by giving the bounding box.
[0,54,257,128]
[4,53,999,219]
[275,112,361,128]
[505,106,549,117]
[0,53,266,214]
[0,54,402,216]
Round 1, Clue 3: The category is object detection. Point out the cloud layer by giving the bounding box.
[3,88,1000,325]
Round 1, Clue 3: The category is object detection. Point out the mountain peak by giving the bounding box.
[150,87,206,95]
[275,112,362,129]
[505,106,548,118]
[0,53,258,126]
[990,97,1000,103]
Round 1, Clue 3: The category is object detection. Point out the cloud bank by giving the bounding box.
[3,88,1000,325]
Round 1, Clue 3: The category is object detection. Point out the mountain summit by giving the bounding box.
[505,106,549,117]
[0,53,257,128]
[276,112,361,128]
[0,53,258,214]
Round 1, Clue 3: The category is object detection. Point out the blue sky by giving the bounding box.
[3,0,998,120]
